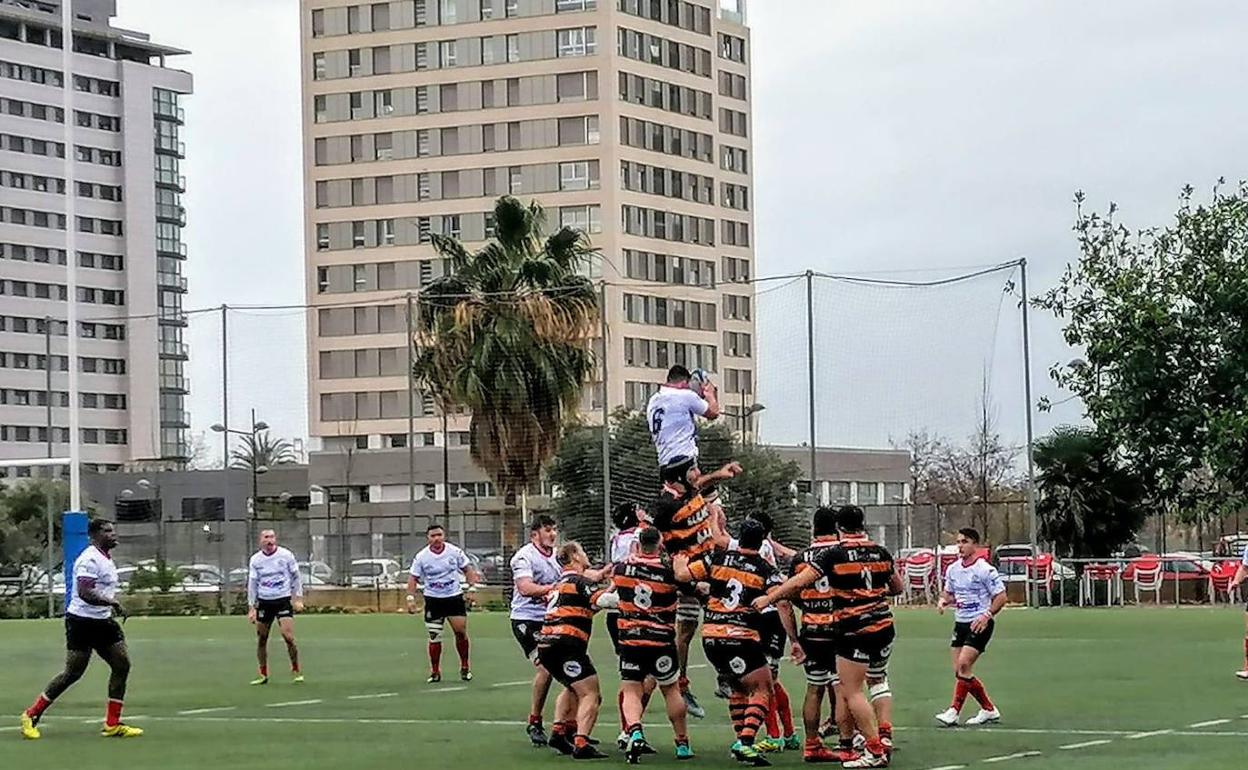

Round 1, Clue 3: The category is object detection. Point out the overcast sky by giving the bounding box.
[114,0,1248,453]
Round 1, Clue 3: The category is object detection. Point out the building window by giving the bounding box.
[557,27,596,57]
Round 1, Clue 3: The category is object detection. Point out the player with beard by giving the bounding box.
[407,523,482,683]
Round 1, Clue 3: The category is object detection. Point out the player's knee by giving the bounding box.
[427,621,445,643]
[956,661,974,678]
[867,679,891,702]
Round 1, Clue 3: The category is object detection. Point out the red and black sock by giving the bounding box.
[105,698,123,727]
[428,641,442,675]
[966,677,994,710]
[773,682,795,736]
[25,693,52,721]
[455,634,470,672]
[952,675,972,711]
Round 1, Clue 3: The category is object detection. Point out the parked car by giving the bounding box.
[298,560,335,584]
[993,544,1076,581]
[349,558,403,588]
[468,550,508,584]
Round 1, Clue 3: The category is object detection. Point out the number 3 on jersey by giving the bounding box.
[723,578,745,610]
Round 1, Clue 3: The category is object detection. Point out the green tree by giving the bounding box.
[0,479,65,575]
[1036,182,1248,520]
[546,410,806,557]
[1034,425,1147,560]
[413,196,600,503]
[229,430,297,472]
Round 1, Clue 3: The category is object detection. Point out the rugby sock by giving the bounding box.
[966,677,994,710]
[573,735,591,750]
[528,713,543,727]
[764,697,780,739]
[678,675,690,694]
[952,675,972,711]
[641,689,652,713]
[773,682,795,737]
[865,737,887,757]
[258,665,268,678]
[728,694,747,737]
[455,634,470,672]
[105,698,123,727]
[25,693,52,719]
[618,690,628,730]
[428,641,443,675]
[675,734,689,748]
[741,692,769,743]
[879,722,893,743]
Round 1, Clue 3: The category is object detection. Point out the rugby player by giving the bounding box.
[510,514,563,746]
[612,526,694,762]
[407,523,482,683]
[935,528,1006,727]
[652,457,740,719]
[646,364,722,718]
[788,507,854,763]
[1230,544,1248,679]
[606,502,646,747]
[20,519,142,739]
[675,518,793,767]
[247,529,304,685]
[538,542,613,760]
[758,506,902,768]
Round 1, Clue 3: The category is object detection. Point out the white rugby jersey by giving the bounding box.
[645,385,709,466]
[248,546,302,603]
[410,543,470,599]
[943,556,1006,623]
[67,545,118,620]
[509,542,562,621]
[610,528,640,564]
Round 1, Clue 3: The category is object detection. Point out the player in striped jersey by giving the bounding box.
[758,506,902,768]
[537,542,614,760]
[607,502,646,747]
[675,519,795,767]
[787,507,854,763]
[612,526,693,763]
[653,456,741,719]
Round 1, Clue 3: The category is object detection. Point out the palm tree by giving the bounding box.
[413,196,600,503]
[230,430,298,472]
[1034,425,1146,561]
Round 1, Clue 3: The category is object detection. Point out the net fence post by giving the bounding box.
[805,270,817,513]
[405,293,416,544]
[44,316,55,619]
[220,304,231,611]
[1020,259,1039,609]
[600,280,611,551]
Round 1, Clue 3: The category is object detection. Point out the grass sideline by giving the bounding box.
[2,609,1247,769]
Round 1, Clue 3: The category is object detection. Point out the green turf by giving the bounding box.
[2,608,1247,769]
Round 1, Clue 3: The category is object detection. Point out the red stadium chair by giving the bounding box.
[904,552,936,604]
[1128,558,1163,604]
[1209,561,1241,605]
[1026,554,1054,605]
[1079,563,1120,606]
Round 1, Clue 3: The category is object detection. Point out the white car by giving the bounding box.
[994,544,1075,581]
[297,560,335,584]
[349,558,403,588]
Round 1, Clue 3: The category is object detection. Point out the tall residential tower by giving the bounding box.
[300,0,754,532]
[0,0,193,476]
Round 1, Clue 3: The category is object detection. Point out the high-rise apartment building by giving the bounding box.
[300,0,754,530]
[0,0,192,476]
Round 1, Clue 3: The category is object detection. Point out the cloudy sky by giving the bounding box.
[114,0,1248,452]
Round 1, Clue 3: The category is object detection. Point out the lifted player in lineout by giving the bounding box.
[646,364,722,719]
[538,542,614,760]
[510,514,564,747]
[21,519,142,739]
[611,525,693,763]
[935,528,1006,727]
[247,529,305,685]
[407,522,482,683]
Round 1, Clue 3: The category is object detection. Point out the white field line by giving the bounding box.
[1059,739,1112,750]
[431,686,467,693]
[491,681,531,688]
[924,766,967,770]
[1189,719,1230,728]
[347,692,398,700]
[265,699,322,708]
[982,751,1042,763]
[177,706,236,715]
[1126,729,1173,740]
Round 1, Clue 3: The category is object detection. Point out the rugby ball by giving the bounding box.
[690,368,712,397]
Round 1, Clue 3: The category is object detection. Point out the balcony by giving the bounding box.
[161,441,191,461]
[155,203,186,226]
[157,270,188,292]
[160,409,191,427]
[155,135,186,158]
[157,307,188,326]
[159,374,189,393]
[158,339,189,358]
[155,170,187,192]
[153,101,185,124]
[156,240,187,258]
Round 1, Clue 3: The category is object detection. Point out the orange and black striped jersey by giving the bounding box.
[540,571,605,648]
[653,490,717,561]
[612,555,680,647]
[791,536,840,641]
[807,535,895,638]
[687,550,782,642]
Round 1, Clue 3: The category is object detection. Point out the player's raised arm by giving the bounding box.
[701,378,721,420]
[753,564,820,610]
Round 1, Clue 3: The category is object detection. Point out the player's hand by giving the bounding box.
[247,607,257,625]
[405,595,418,614]
[704,380,717,397]
[112,601,127,620]
[970,613,992,634]
[936,598,947,615]
[790,641,807,666]
[292,599,304,613]
[722,461,743,477]
[751,595,771,612]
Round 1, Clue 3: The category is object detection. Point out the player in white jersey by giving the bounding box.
[21,519,142,739]
[1228,544,1248,679]
[935,528,1007,727]
[247,529,304,685]
[510,514,563,747]
[645,365,721,471]
[407,523,482,683]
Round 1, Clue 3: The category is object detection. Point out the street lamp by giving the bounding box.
[212,409,270,523]
[721,403,766,445]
